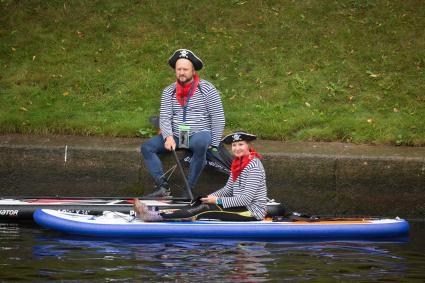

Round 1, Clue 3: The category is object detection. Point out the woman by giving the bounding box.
[134,131,267,222]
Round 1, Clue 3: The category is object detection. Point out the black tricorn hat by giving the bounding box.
[168,49,203,70]
[222,132,257,144]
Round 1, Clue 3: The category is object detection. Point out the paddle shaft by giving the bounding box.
[172,149,194,200]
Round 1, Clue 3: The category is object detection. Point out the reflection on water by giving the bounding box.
[1,222,425,282]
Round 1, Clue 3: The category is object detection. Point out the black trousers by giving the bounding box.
[160,203,257,221]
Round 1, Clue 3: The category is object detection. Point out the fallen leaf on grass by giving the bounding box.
[366,71,380,78]
[20,107,28,112]
[63,91,70,96]
[76,31,85,38]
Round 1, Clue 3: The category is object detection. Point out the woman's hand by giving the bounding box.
[201,195,217,204]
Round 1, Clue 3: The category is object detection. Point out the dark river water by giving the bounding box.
[0,221,424,282]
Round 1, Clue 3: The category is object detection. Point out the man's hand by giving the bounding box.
[164,136,176,151]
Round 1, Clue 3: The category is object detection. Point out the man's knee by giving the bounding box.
[191,133,211,152]
[140,141,152,155]
[141,137,159,156]
[191,140,209,154]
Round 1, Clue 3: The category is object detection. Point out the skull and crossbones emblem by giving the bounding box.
[232,133,241,141]
[179,49,189,58]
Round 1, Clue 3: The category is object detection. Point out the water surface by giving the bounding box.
[0,221,424,282]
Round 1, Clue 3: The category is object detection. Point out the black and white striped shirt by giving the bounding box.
[159,79,225,147]
[210,158,268,220]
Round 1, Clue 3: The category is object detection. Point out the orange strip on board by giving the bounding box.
[289,220,373,225]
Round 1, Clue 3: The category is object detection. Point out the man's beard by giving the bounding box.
[178,75,193,85]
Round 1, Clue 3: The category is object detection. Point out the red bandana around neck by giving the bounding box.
[175,73,199,106]
[231,148,262,181]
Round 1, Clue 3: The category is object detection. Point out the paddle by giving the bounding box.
[172,149,194,201]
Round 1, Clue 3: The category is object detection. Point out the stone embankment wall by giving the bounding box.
[1,135,424,219]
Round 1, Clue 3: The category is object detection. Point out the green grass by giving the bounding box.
[1,0,424,145]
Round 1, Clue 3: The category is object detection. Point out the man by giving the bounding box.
[141,49,225,198]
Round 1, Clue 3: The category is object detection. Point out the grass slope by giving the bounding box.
[1,0,424,145]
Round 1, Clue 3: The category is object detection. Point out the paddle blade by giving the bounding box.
[206,144,232,175]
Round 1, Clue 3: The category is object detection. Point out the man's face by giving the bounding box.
[175,59,195,85]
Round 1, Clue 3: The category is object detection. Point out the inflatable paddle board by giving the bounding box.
[34,209,409,240]
[0,198,190,220]
[0,197,284,220]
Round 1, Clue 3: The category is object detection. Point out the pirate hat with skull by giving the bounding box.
[168,49,203,71]
[222,131,257,144]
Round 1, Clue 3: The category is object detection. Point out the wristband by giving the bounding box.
[216,198,223,205]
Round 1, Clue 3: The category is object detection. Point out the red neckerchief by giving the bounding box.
[175,73,199,106]
[231,148,262,181]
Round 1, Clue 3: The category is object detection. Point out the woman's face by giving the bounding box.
[231,141,250,158]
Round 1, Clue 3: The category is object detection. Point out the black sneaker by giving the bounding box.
[144,182,171,198]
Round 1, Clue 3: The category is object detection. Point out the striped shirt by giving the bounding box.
[159,79,225,147]
[210,158,268,220]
